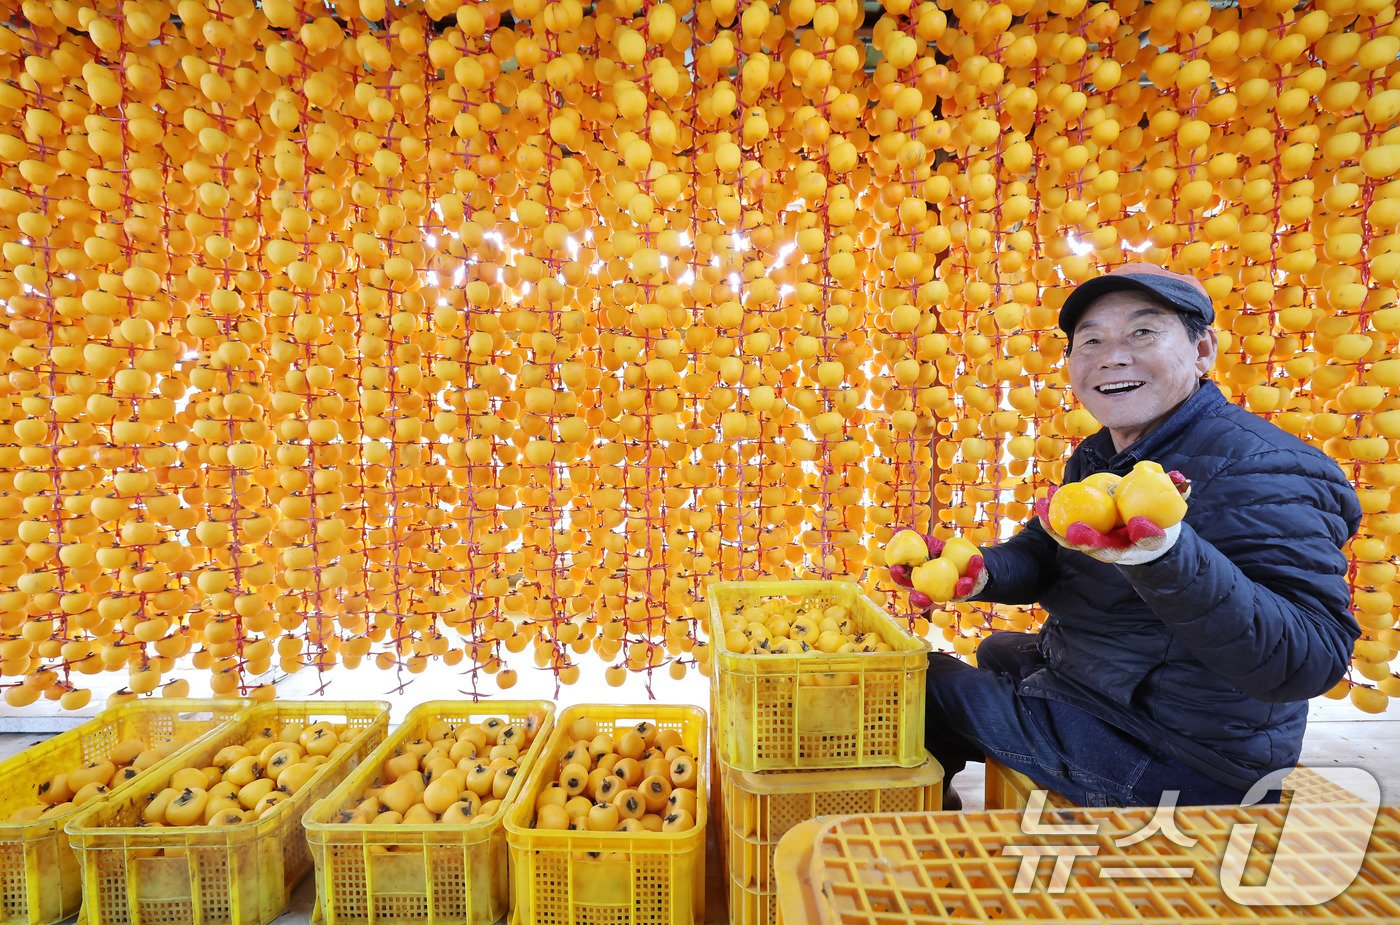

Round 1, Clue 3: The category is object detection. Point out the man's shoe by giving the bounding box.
[942,785,963,811]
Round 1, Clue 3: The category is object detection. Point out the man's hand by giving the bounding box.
[1034,471,1190,566]
[886,530,988,606]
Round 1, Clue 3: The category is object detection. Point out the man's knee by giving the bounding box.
[974,631,1042,677]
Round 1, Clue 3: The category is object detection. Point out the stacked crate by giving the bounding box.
[708,581,941,924]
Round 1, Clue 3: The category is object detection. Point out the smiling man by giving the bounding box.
[908,264,1363,811]
[1064,266,1218,453]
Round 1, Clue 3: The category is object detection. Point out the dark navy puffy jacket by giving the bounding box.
[977,380,1362,791]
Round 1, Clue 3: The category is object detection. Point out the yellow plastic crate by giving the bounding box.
[0,698,250,925]
[775,806,1400,923]
[727,872,779,925]
[504,703,708,925]
[984,759,1368,812]
[65,700,389,925]
[303,700,556,925]
[721,754,942,894]
[983,758,1075,811]
[708,581,929,772]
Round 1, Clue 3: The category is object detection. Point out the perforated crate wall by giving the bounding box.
[720,755,942,897]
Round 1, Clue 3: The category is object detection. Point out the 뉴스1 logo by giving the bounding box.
[1002,767,1381,906]
[1220,766,1379,906]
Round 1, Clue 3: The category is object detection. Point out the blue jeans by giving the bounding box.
[927,632,1272,808]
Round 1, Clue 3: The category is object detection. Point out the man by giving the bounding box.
[910,264,1362,809]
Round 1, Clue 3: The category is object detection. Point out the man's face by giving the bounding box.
[1067,291,1218,451]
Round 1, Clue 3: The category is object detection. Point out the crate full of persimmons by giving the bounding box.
[303,701,554,925]
[708,580,929,773]
[0,698,250,925]
[505,704,708,925]
[64,701,388,925]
